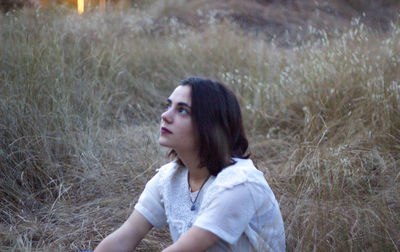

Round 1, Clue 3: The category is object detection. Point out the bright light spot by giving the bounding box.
[78,0,84,14]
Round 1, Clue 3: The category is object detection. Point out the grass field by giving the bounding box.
[1,5,399,251]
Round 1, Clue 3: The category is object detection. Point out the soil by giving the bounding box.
[151,0,400,45]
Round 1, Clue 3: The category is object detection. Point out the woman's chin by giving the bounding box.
[158,139,170,148]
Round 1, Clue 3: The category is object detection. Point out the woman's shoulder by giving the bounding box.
[155,160,183,182]
[212,158,268,190]
[202,158,273,211]
[157,160,178,173]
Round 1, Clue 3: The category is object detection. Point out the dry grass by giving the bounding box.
[1,4,399,251]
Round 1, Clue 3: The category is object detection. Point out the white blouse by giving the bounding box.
[134,158,285,251]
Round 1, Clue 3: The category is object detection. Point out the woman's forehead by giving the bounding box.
[168,85,192,105]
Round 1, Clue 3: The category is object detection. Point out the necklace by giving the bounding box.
[188,173,211,211]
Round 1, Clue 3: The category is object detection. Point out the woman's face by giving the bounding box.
[159,85,198,154]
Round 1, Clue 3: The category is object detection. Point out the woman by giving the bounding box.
[94,77,285,251]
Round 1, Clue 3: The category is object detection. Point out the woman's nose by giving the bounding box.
[161,109,172,123]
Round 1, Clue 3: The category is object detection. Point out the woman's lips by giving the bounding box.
[161,127,172,134]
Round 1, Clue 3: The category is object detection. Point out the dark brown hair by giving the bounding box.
[168,77,249,176]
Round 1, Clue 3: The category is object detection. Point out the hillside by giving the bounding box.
[2,1,400,42]
[142,0,400,45]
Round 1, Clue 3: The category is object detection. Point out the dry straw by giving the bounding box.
[0,4,399,251]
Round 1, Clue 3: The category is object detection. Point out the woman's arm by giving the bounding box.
[94,210,153,252]
[162,226,220,252]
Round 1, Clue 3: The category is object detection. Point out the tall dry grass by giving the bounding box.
[0,5,399,251]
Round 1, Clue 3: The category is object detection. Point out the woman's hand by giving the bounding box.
[94,210,152,252]
[162,226,220,252]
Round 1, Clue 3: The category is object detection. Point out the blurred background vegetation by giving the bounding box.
[0,0,399,251]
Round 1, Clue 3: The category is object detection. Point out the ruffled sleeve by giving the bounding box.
[134,164,173,229]
[194,182,262,244]
[193,159,270,245]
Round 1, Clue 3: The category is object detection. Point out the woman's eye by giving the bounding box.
[164,103,171,110]
[179,108,188,115]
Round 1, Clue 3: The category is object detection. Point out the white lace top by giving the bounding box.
[134,158,285,251]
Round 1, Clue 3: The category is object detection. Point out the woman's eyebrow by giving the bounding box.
[167,99,191,108]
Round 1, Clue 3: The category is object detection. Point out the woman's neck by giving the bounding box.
[177,151,210,191]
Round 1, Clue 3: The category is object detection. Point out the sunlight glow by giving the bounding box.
[77,0,84,14]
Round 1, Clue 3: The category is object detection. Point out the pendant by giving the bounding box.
[191,205,196,211]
